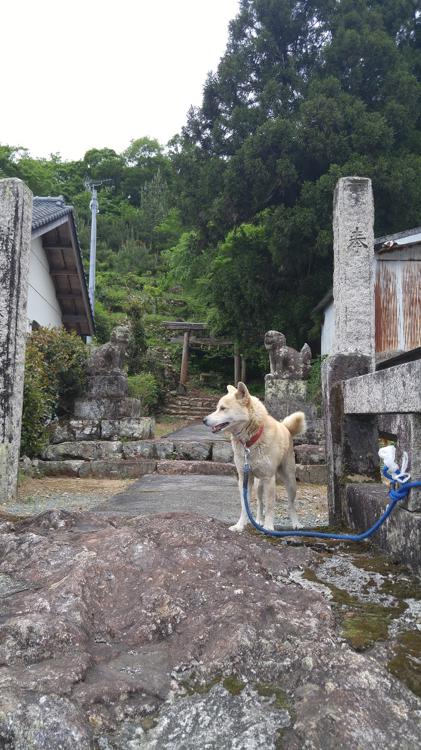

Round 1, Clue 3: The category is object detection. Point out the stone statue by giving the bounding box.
[87,326,130,375]
[264,330,312,380]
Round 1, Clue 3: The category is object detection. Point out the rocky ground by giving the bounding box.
[0,506,420,749]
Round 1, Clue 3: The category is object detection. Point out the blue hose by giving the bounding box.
[242,464,421,541]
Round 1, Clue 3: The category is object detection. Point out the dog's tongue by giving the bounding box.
[212,423,228,433]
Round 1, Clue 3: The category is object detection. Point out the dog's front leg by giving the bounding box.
[263,476,276,531]
[256,480,264,525]
[229,470,254,532]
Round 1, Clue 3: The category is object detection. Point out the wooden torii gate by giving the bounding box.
[164,321,246,393]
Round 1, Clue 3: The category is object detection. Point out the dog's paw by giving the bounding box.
[229,522,246,532]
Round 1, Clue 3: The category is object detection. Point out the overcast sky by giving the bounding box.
[1,0,239,161]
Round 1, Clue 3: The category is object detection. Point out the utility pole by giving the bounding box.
[85,178,111,343]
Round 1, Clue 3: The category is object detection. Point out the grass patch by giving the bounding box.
[154,416,190,439]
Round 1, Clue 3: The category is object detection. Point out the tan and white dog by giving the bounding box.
[203,382,306,532]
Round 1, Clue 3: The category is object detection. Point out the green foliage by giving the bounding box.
[21,328,88,457]
[127,372,162,414]
[168,0,421,351]
[93,300,125,344]
[306,356,327,414]
[21,341,54,458]
[2,0,421,383]
[126,300,147,375]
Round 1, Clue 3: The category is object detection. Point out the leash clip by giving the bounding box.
[244,446,250,468]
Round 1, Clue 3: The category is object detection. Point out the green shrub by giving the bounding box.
[306,356,327,414]
[21,328,88,457]
[20,341,54,457]
[127,372,162,414]
[126,299,147,375]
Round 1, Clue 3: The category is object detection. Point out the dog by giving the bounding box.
[203,382,306,532]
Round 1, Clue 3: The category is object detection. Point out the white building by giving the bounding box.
[29,197,94,336]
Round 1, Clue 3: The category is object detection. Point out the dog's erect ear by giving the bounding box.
[236,382,250,402]
[226,385,236,394]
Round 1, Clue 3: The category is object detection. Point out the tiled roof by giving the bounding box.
[32,196,73,231]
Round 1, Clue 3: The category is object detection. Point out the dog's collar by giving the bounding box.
[245,424,264,448]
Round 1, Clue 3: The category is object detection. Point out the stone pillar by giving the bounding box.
[178,330,190,394]
[0,179,33,503]
[240,355,246,384]
[234,343,241,386]
[332,177,375,359]
[323,177,378,523]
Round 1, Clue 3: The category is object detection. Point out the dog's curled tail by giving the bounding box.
[282,411,306,436]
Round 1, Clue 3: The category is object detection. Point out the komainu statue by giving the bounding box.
[264,330,312,380]
[87,326,130,374]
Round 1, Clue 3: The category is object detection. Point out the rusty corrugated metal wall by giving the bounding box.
[375,248,421,353]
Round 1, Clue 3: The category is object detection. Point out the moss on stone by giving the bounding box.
[222,676,245,695]
[180,675,221,696]
[255,683,291,711]
[341,612,390,651]
[302,568,407,651]
[388,631,421,698]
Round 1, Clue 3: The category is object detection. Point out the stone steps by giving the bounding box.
[162,394,217,420]
[162,407,210,417]
[35,438,326,483]
[35,458,235,479]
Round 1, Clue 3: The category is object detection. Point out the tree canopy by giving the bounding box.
[1,0,420,362]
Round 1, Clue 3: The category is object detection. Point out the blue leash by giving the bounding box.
[242,449,421,541]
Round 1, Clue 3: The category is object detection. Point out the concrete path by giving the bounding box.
[96,473,240,524]
[165,421,227,442]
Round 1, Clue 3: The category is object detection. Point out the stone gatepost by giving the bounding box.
[0,179,33,503]
[322,177,378,523]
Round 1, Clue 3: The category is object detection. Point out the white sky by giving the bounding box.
[1,0,239,161]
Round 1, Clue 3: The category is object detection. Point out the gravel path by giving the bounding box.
[4,474,328,528]
[2,478,134,518]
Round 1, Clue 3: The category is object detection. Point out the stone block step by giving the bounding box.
[34,456,326,482]
[40,438,235,464]
[50,417,154,443]
[170,405,216,412]
[36,459,157,479]
[294,444,326,465]
[156,460,235,477]
[295,464,328,484]
[74,397,143,420]
[168,395,217,405]
[162,407,210,417]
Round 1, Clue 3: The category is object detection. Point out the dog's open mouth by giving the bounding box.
[211,422,229,433]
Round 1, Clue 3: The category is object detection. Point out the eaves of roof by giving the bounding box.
[32,196,73,231]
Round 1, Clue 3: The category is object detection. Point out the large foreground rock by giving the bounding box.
[0,511,420,749]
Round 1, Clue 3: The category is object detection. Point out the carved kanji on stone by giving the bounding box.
[347,226,368,250]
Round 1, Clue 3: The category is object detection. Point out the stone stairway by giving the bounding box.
[34,435,235,479]
[33,428,326,484]
[161,394,217,421]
